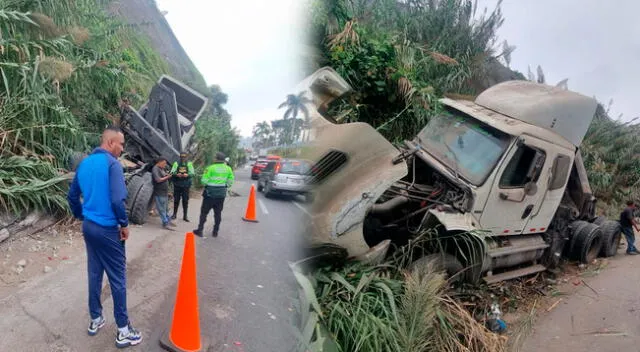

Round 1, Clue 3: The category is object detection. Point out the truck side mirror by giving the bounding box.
[524,181,538,196]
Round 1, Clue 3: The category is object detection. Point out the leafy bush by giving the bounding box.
[1,1,167,215]
[291,232,508,352]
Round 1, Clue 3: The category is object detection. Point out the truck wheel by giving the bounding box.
[599,220,622,257]
[592,216,606,226]
[409,253,464,284]
[566,220,591,258]
[129,174,154,225]
[126,175,145,210]
[570,221,603,264]
[541,230,567,270]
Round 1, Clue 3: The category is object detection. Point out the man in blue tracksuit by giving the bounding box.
[67,127,143,348]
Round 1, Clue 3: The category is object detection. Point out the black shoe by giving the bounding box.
[193,229,203,238]
[183,217,190,222]
[212,232,218,238]
[171,214,177,220]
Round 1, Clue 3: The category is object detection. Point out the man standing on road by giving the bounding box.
[152,157,176,229]
[67,126,143,348]
[170,152,195,222]
[620,200,640,255]
[194,152,234,238]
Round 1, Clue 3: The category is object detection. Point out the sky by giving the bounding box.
[155,0,307,138]
[155,0,638,135]
[478,0,638,121]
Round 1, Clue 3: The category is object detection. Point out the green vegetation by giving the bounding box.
[292,232,508,352]
[0,0,239,216]
[294,0,640,350]
[582,105,640,215]
[193,85,241,168]
[307,0,514,144]
[250,92,313,151]
[305,0,640,211]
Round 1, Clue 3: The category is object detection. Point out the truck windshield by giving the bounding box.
[417,110,511,185]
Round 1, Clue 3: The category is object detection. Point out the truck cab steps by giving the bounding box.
[483,264,547,284]
[487,243,549,258]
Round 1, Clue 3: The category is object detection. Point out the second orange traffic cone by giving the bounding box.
[242,184,259,223]
[159,232,205,352]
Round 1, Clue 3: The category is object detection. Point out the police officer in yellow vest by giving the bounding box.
[170,152,195,222]
[194,152,234,238]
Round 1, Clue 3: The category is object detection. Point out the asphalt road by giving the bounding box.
[521,251,640,352]
[0,166,310,352]
[144,167,309,352]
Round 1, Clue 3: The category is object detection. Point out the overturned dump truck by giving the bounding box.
[119,75,208,225]
[299,67,621,284]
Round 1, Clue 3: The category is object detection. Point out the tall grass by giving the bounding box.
[291,233,507,352]
[0,0,169,216]
[581,105,640,212]
[309,0,509,143]
[309,0,639,210]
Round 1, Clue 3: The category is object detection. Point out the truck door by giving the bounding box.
[479,135,556,235]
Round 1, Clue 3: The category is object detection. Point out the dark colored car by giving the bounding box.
[251,158,269,180]
[251,155,282,180]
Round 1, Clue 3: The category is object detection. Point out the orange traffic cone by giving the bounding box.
[159,232,205,352]
[242,184,259,223]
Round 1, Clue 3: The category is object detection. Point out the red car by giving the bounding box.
[251,158,269,180]
[251,155,281,180]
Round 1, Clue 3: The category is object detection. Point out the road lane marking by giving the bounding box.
[293,201,311,217]
[258,200,269,214]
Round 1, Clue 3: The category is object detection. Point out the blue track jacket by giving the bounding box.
[67,148,129,228]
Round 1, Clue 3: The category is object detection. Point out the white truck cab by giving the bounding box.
[296,67,618,284]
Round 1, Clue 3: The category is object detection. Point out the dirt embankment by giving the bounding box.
[107,0,208,93]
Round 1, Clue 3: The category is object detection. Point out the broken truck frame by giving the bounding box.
[297,67,621,284]
[119,75,208,225]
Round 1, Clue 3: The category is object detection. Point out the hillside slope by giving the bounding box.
[0,0,217,241]
[107,0,208,94]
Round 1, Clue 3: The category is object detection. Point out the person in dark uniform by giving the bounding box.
[194,152,234,238]
[620,200,640,255]
[170,152,195,222]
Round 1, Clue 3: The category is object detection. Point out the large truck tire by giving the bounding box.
[409,253,464,284]
[599,220,622,257]
[592,216,606,226]
[570,221,603,264]
[126,175,145,210]
[128,173,154,225]
[565,220,591,258]
[542,230,567,270]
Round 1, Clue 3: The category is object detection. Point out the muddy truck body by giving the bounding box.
[297,67,620,284]
[117,75,208,225]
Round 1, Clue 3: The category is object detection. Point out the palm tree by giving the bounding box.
[252,121,273,148]
[278,91,312,143]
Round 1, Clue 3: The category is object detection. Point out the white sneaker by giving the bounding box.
[87,316,106,336]
[115,323,143,348]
